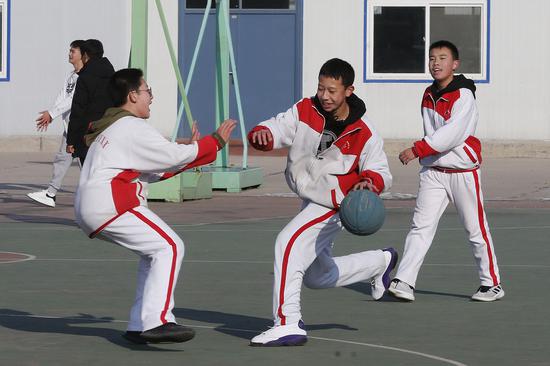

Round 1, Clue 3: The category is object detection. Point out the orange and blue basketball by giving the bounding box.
[339,189,385,236]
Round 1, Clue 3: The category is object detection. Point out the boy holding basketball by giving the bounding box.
[389,40,504,302]
[247,58,397,346]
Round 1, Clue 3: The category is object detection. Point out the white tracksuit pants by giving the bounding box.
[273,201,387,326]
[97,205,184,332]
[47,131,76,195]
[395,167,501,287]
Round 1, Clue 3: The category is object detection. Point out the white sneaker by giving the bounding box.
[471,284,505,302]
[371,248,398,300]
[250,320,307,347]
[27,190,56,208]
[388,279,415,301]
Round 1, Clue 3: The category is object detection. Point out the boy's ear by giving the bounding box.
[128,91,137,104]
[452,59,460,71]
[345,85,355,97]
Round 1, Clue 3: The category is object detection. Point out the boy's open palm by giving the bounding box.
[216,119,237,143]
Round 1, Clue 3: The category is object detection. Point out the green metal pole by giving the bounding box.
[215,0,230,167]
[130,0,148,74]
[154,0,194,132]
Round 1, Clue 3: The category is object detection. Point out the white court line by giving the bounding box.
[2,221,550,232]
[27,258,550,268]
[0,313,467,366]
[32,258,273,264]
[0,252,36,263]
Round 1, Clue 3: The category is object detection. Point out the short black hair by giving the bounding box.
[109,68,144,107]
[70,40,85,49]
[318,58,355,88]
[81,39,104,59]
[429,40,460,60]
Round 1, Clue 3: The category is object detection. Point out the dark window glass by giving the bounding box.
[186,0,216,8]
[242,0,291,9]
[373,6,425,73]
[187,0,293,9]
[186,0,239,9]
[430,7,481,73]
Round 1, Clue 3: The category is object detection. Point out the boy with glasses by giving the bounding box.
[75,68,236,343]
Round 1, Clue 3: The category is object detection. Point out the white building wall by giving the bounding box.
[1,0,548,153]
[0,0,178,148]
[146,0,179,138]
[0,0,131,138]
[302,0,550,141]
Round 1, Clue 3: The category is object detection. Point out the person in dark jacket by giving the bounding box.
[66,39,115,163]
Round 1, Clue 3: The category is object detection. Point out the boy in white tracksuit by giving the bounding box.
[247,58,397,346]
[75,68,236,344]
[27,40,84,207]
[390,40,504,302]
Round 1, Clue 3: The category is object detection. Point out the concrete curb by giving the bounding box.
[2,136,550,158]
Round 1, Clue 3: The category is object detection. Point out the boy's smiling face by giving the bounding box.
[429,46,460,88]
[316,75,354,117]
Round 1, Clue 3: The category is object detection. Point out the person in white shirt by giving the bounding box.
[75,68,236,344]
[27,40,85,207]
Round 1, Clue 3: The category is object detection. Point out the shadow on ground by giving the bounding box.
[344,282,471,301]
[0,309,180,351]
[2,213,78,226]
[174,308,358,340]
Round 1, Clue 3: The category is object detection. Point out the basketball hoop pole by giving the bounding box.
[202,0,263,192]
[131,0,263,197]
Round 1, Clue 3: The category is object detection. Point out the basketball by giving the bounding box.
[339,189,385,236]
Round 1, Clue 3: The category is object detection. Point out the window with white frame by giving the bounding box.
[364,0,489,83]
[0,0,10,81]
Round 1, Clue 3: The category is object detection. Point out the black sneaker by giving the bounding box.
[122,331,148,344]
[140,323,195,343]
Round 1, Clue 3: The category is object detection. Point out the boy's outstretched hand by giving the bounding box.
[248,127,274,151]
[399,147,417,165]
[190,121,201,142]
[176,121,201,145]
[250,129,273,147]
[215,119,237,143]
[36,111,53,132]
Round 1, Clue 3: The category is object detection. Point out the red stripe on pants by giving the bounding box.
[472,171,498,285]
[277,209,337,325]
[129,208,178,324]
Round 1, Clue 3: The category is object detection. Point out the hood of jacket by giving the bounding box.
[84,107,135,146]
[79,57,115,79]
[430,74,476,100]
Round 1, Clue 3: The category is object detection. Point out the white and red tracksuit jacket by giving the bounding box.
[412,74,482,170]
[75,116,219,237]
[248,97,392,209]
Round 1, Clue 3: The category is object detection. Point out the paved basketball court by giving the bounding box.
[1,152,549,365]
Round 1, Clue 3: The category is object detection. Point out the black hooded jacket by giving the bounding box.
[313,93,367,154]
[67,57,115,160]
[429,74,476,101]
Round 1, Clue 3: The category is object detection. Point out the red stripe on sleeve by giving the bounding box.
[183,135,218,170]
[413,139,439,158]
[360,170,384,194]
